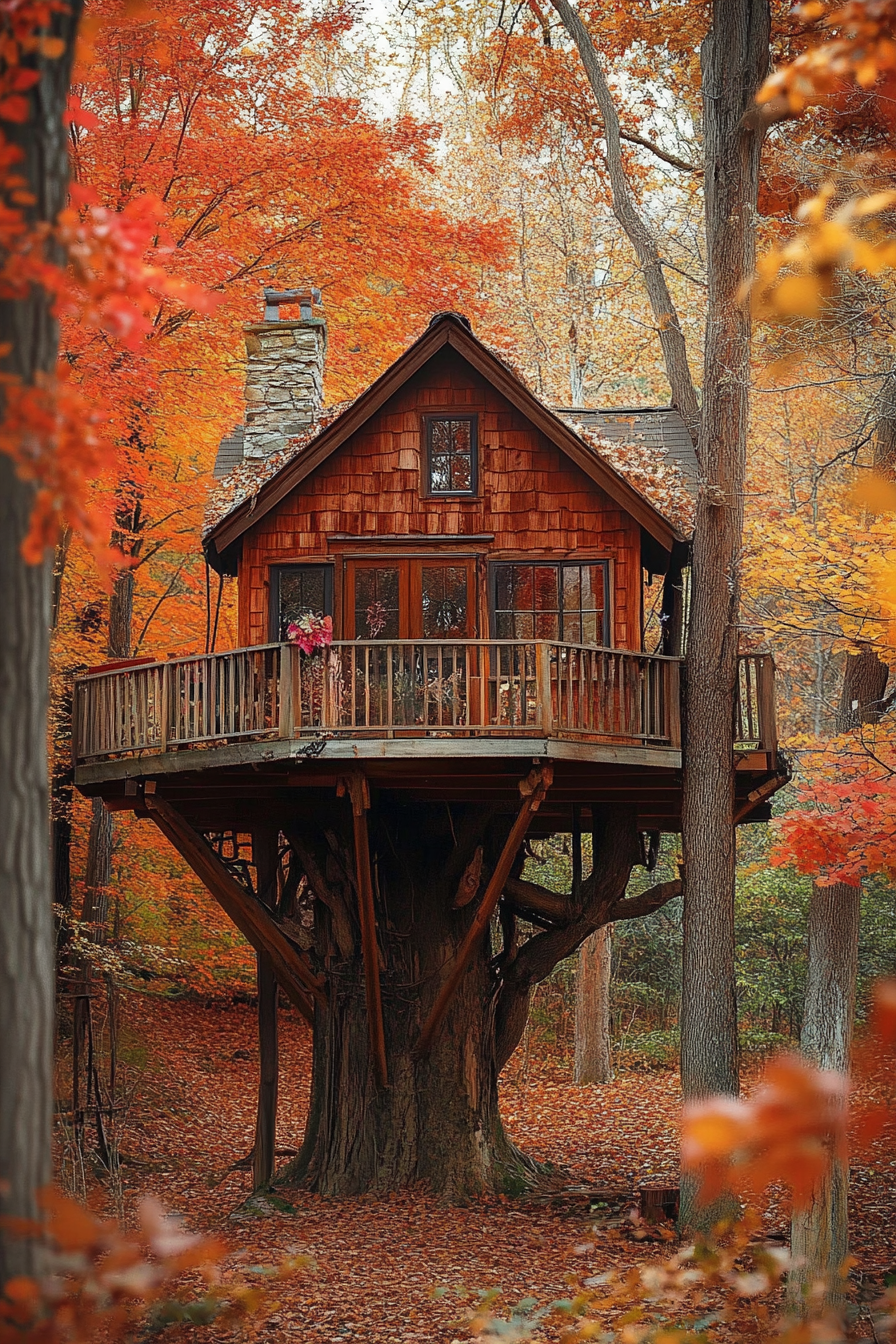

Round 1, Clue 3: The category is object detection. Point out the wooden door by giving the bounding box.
[344,558,477,641]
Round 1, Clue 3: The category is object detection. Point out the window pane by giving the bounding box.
[495,611,515,639]
[453,420,471,451]
[534,567,559,612]
[279,567,328,639]
[581,610,599,645]
[512,565,533,610]
[535,611,560,639]
[355,567,399,639]
[495,564,514,609]
[431,455,451,492]
[564,614,582,644]
[562,565,581,611]
[422,565,468,637]
[512,611,535,639]
[431,420,451,452]
[450,454,471,491]
[582,565,605,611]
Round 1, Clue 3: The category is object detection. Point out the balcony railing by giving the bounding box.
[72,641,776,767]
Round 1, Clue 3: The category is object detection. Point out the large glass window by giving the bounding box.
[492,561,609,645]
[425,416,477,495]
[272,565,332,640]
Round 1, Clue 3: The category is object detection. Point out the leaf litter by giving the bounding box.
[68,995,896,1342]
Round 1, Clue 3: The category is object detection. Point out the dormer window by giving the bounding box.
[425,415,477,495]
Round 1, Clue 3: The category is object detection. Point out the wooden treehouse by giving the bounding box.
[73,300,787,1197]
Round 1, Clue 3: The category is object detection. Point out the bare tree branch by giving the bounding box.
[549,0,700,439]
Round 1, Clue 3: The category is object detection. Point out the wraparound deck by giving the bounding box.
[73,640,777,781]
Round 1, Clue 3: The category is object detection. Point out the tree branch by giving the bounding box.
[504,875,572,923]
[607,877,681,921]
[618,128,701,175]
[549,0,700,439]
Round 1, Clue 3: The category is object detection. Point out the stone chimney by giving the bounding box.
[242,286,326,461]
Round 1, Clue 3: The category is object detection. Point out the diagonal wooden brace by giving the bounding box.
[337,772,388,1089]
[416,763,553,1057]
[144,794,325,1023]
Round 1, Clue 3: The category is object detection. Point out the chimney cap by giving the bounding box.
[263,286,321,321]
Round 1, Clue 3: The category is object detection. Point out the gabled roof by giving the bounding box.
[203,313,691,572]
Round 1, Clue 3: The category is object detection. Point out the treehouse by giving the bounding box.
[72,297,787,1198]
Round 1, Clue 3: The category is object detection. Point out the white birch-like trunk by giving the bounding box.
[574,925,613,1083]
[787,881,860,1315]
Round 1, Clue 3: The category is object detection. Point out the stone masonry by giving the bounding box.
[242,317,327,460]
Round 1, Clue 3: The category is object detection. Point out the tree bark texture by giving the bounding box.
[0,0,83,1281]
[549,0,700,438]
[787,882,860,1314]
[574,925,614,1084]
[679,0,769,1232]
[281,797,673,1197]
[253,828,280,1191]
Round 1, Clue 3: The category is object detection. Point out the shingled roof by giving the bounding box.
[204,313,696,573]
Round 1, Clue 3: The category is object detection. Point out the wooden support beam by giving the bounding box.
[338,773,388,1089]
[417,764,553,1057]
[144,794,323,1022]
[253,827,279,1191]
[733,772,785,825]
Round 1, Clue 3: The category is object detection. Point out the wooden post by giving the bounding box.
[338,772,388,1089]
[756,654,777,756]
[417,763,553,1057]
[159,662,170,753]
[666,658,682,750]
[536,642,553,732]
[253,827,279,1191]
[278,644,294,739]
[571,803,582,901]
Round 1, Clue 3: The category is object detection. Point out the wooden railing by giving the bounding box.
[72,641,775,766]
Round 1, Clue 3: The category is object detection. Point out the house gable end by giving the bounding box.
[205,315,678,571]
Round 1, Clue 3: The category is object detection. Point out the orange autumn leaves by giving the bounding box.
[682,980,896,1210]
[0,1185,309,1343]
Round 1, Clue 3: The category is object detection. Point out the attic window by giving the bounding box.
[425,416,477,495]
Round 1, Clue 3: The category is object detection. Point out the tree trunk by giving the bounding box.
[0,460,55,1281]
[679,0,769,1232]
[283,796,676,1198]
[0,2,83,1281]
[252,828,280,1191]
[286,798,527,1198]
[787,882,860,1314]
[574,925,614,1084]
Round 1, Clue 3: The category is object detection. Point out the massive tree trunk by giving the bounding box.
[282,796,678,1197]
[678,0,769,1232]
[0,2,83,1281]
[574,926,614,1084]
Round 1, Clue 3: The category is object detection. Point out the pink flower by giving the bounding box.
[286,613,333,654]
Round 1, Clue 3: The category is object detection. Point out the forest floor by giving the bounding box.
[57,996,896,1342]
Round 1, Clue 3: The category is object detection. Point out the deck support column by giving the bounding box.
[417,763,553,1056]
[339,772,388,1089]
[252,826,279,1191]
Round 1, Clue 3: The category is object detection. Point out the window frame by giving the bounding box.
[422,413,479,498]
[487,559,611,647]
[269,563,334,642]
